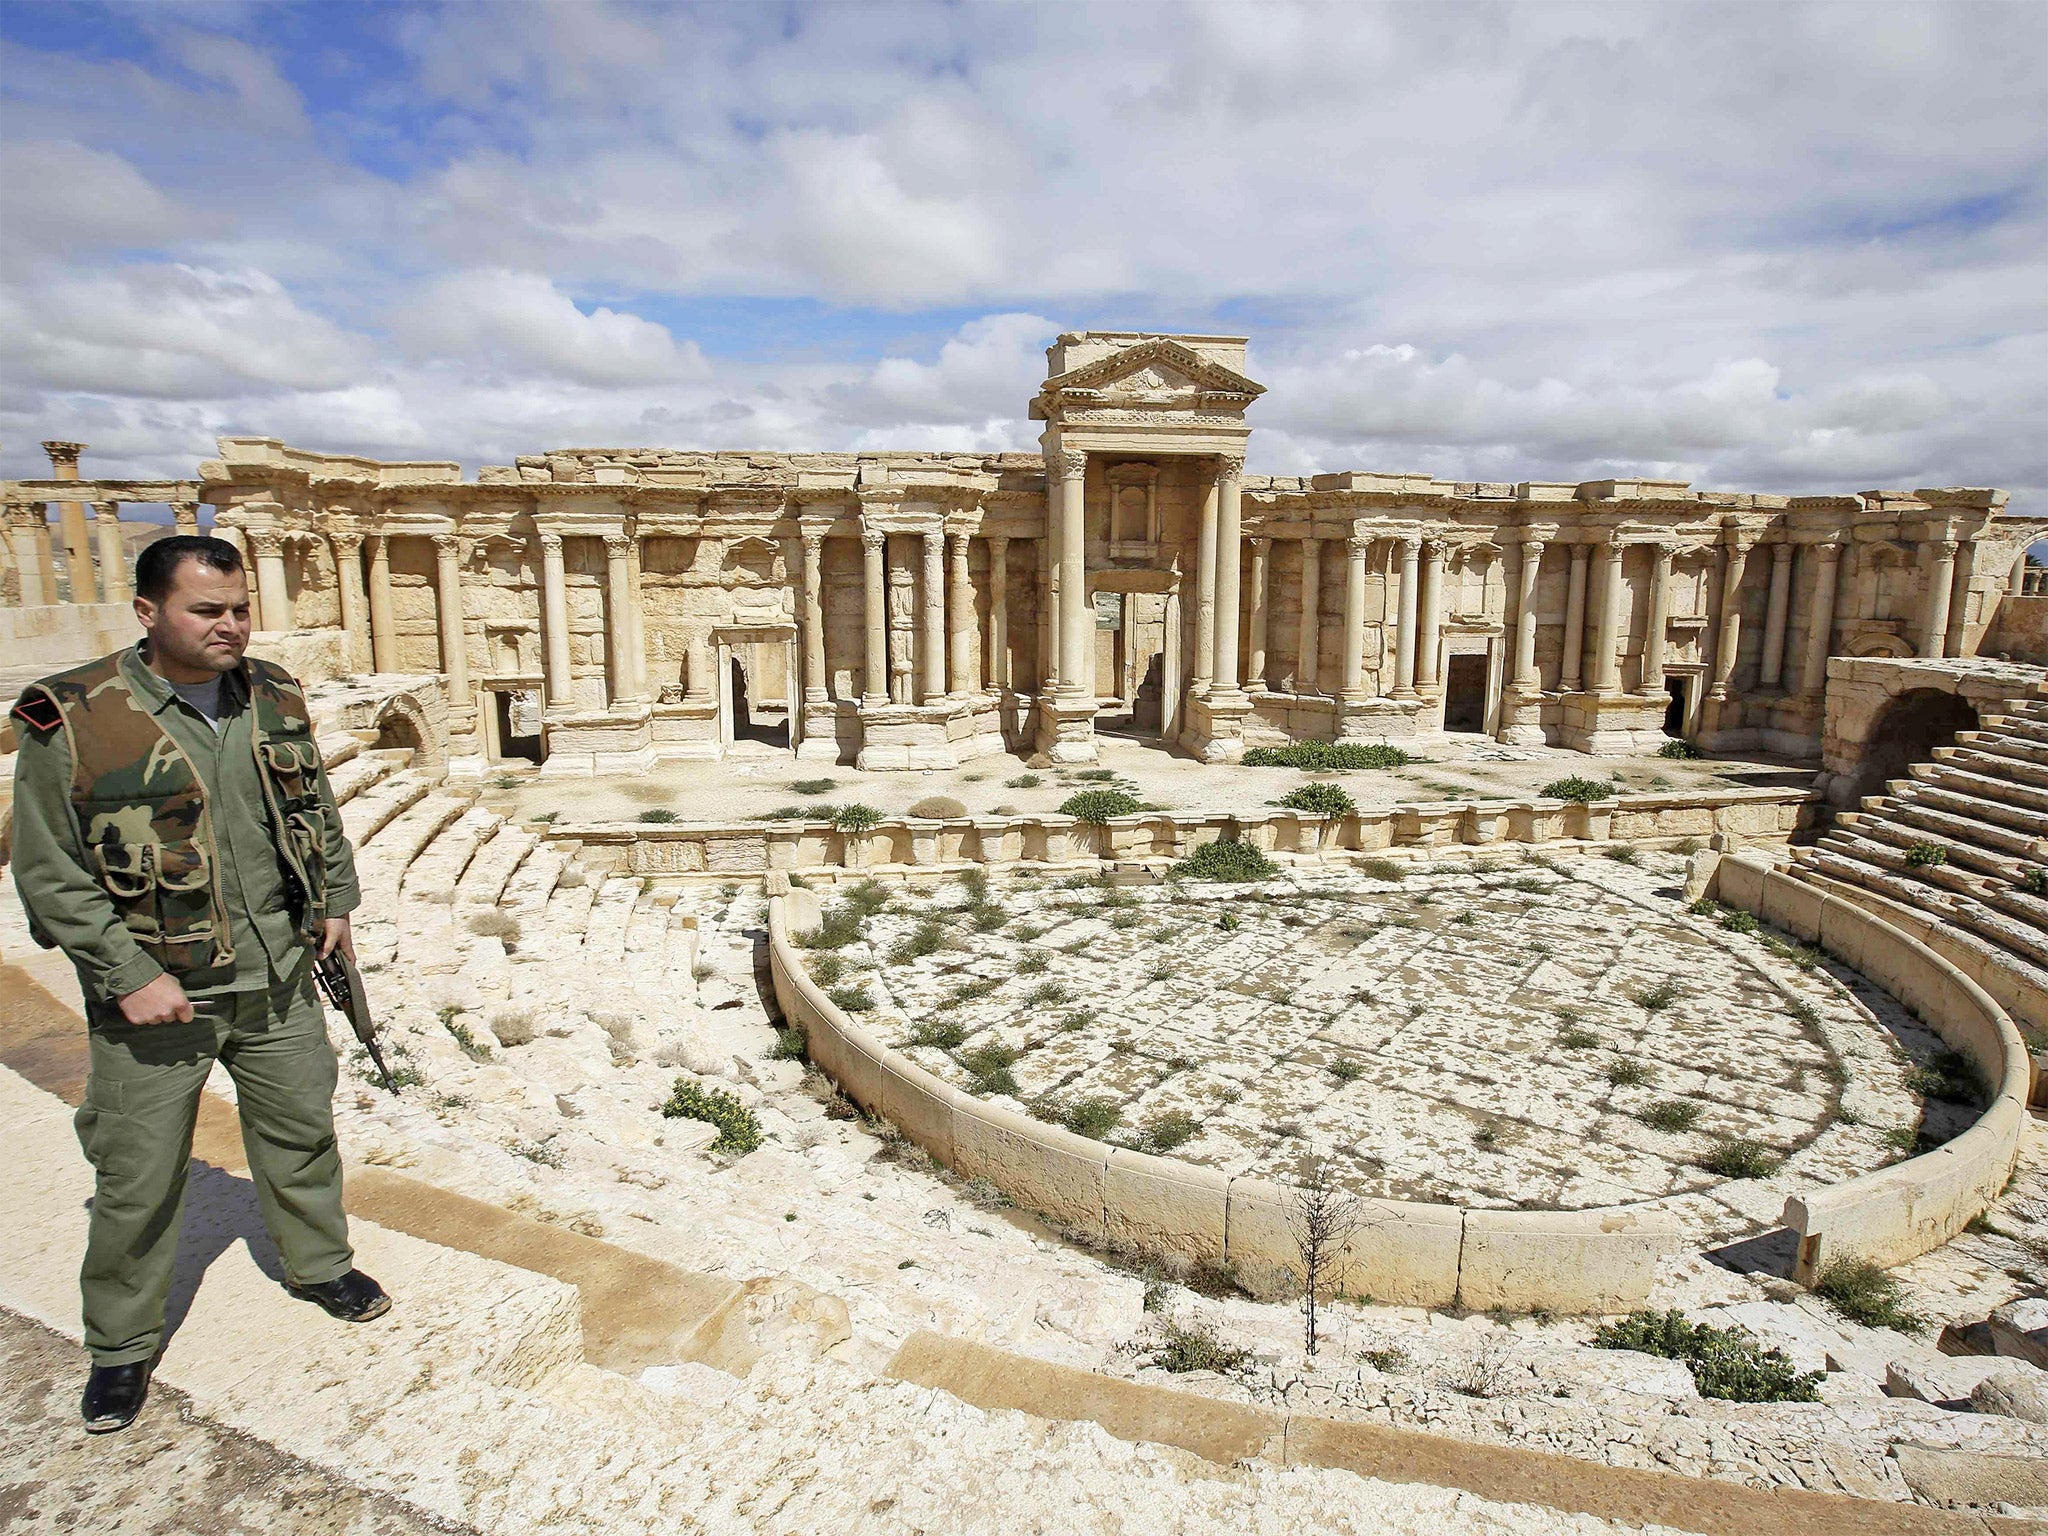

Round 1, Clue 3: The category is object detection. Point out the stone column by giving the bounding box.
[366,532,398,672]
[1758,541,1794,688]
[1559,545,1590,691]
[172,499,201,535]
[1708,540,1751,701]
[7,507,49,606]
[1296,535,1321,695]
[947,530,975,698]
[1800,540,1843,697]
[1341,535,1370,700]
[1643,543,1673,694]
[602,533,634,706]
[1055,450,1089,698]
[1944,541,1977,658]
[250,529,291,631]
[800,531,827,702]
[861,527,888,704]
[1512,539,1544,690]
[1246,535,1270,692]
[1920,539,1957,659]
[987,535,1009,691]
[46,442,92,604]
[538,533,573,706]
[1590,538,1624,695]
[93,503,128,602]
[1193,467,1218,691]
[432,533,470,700]
[1415,537,1446,694]
[331,530,368,670]
[921,527,947,703]
[687,633,714,701]
[625,531,648,702]
[1392,536,1421,698]
[1212,455,1244,694]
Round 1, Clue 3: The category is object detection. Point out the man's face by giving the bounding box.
[136,559,252,677]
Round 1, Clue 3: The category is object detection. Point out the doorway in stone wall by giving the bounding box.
[1088,577,1174,745]
[727,655,789,750]
[1663,677,1690,739]
[1442,654,1488,733]
[493,689,544,764]
[718,626,796,753]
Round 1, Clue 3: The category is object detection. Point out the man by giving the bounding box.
[9,534,390,1436]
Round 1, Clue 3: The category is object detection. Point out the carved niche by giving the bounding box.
[719,535,790,621]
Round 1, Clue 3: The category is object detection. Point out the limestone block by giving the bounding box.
[950,1095,1106,1239]
[1679,848,1721,905]
[1456,1207,1678,1314]
[1223,1177,1460,1307]
[1991,1296,2048,1367]
[878,1051,959,1166]
[1101,1149,1227,1267]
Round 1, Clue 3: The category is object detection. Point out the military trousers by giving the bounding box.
[74,961,355,1365]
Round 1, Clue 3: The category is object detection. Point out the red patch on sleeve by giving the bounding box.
[10,693,62,733]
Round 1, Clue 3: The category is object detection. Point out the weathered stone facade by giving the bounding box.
[6,332,2041,774]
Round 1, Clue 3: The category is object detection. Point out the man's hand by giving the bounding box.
[117,973,194,1027]
[318,916,355,963]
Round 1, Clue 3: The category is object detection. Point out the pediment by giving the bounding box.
[1041,337,1264,401]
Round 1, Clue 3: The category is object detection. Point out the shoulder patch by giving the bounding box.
[10,691,63,733]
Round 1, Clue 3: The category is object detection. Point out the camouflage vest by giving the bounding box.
[10,648,333,972]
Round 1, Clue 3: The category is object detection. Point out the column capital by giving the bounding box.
[1930,538,1959,560]
[1815,537,1844,559]
[91,500,120,522]
[1399,535,1422,558]
[602,533,632,559]
[947,527,971,555]
[1346,534,1373,560]
[1050,448,1087,482]
[248,528,288,557]
[987,531,1009,552]
[432,532,462,559]
[536,531,565,556]
[1215,452,1245,482]
[1248,534,1270,553]
[1421,535,1447,559]
[330,530,363,556]
[801,528,825,556]
[1770,539,1794,564]
[1520,536,1546,556]
[861,526,887,553]
[1649,539,1678,560]
[41,441,84,472]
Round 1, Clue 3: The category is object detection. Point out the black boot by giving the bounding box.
[285,1268,392,1322]
[81,1361,150,1434]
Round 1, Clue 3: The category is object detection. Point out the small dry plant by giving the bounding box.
[1288,1155,1367,1356]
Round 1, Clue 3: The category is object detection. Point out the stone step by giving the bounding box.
[529,878,598,960]
[579,878,645,967]
[315,730,362,774]
[325,749,402,810]
[1954,729,2048,769]
[342,770,434,848]
[1934,744,2048,791]
[1896,776,2048,839]
[1809,834,2048,972]
[501,843,573,917]
[401,807,505,908]
[455,824,541,910]
[356,791,479,913]
[1988,714,2048,747]
[1877,796,2048,863]
[1909,760,2048,819]
[1834,811,2028,883]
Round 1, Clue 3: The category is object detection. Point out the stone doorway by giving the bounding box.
[1442,653,1488,733]
[491,689,544,764]
[717,626,795,754]
[1087,570,1180,747]
[1663,676,1689,738]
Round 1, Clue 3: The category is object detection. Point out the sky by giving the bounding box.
[1,0,2043,511]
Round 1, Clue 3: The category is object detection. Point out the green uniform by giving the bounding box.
[9,642,363,1365]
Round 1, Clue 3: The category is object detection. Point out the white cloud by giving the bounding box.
[391,269,708,386]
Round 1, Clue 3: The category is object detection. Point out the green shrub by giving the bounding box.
[1657,739,1704,759]
[888,916,951,964]
[832,803,885,832]
[760,805,818,820]
[1174,840,1277,883]
[826,984,875,1013]
[1133,1109,1201,1153]
[1814,1258,1923,1332]
[1146,1317,1253,1375]
[789,777,838,795]
[661,1079,764,1155]
[1358,857,1407,882]
[1541,776,1616,803]
[944,976,1001,1006]
[804,952,844,985]
[1557,1025,1600,1050]
[1054,1096,1122,1139]
[799,903,867,949]
[1607,1058,1654,1088]
[957,1042,1020,1097]
[769,1027,807,1061]
[908,795,967,820]
[905,1018,966,1050]
[1241,741,1414,771]
[1022,981,1069,1007]
[845,879,893,915]
[1328,1057,1366,1083]
[1060,788,1144,823]
[2021,867,2048,897]
[1279,782,1357,818]
[1902,841,1947,868]
[638,808,679,823]
[1717,909,1760,934]
[1636,1099,1702,1133]
[1005,774,1041,789]
[1631,979,1683,1011]
[1698,1138,1780,1179]
[1592,1310,1821,1402]
[1602,844,1640,865]
[1905,1049,1989,1104]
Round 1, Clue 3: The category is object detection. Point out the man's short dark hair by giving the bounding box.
[135,535,243,604]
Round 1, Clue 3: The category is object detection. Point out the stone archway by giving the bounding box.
[1818,656,2040,807]
[372,692,442,770]
[1843,688,1978,803]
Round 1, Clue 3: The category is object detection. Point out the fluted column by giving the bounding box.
[1643,542,1673,694]
[861,527,888,704]
[58,504,95,603]
[1919,539,1957,659]
[432,533,470,701]
[92,503,127,603]
[538,532,573,706]
[601,533,634,706]
[624,531,648,702]
[7,507,49,606]
[331,530,368,670]
[1246,535,1270,691]
[800,531,827,702]
[1415,537,1445,694]
[1590,538,1624,696]
[947,530,974,698]
[1212,455,1244,694]
[1800,540,1843,697]
[1708,540,1751,701]
[1559,545,1589,691]
[172,499,201,535]
[1055,450,1088,698]
[1944,540,1977,657]
[250,529,291,631]
[919,527,946,703]
[1296,535,1321,694]
[987,535,1009,690]
[1393,536,1421,698]
[1758,541,1794,688]
[1341,534,1370,700]
[1512,539,1544,690]
[1193,468,1218,690]
[366,532,398,671]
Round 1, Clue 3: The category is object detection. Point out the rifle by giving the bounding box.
[313,947,399,1093]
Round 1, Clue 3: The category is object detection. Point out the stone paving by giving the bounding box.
[815,850,1927,1235]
